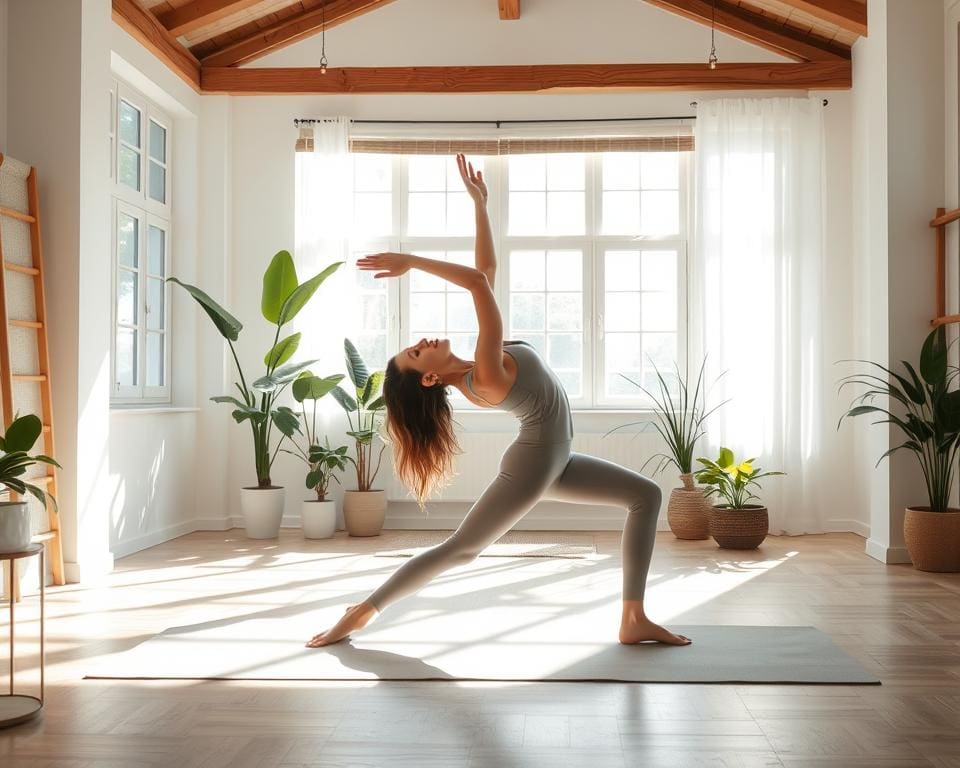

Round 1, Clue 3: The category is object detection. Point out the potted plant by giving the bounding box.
[606,359,726,540]
[169,250,342,539]
[331,338,387,537]
[0,414,59,553]
[839,326,960,572]
[694,447,784,549]
[285,372,350,539]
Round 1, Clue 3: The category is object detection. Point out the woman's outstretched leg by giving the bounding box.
[544,452,691,646]
[307,441,571,647]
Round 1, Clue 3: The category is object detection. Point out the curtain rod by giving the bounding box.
[293,115,696,127]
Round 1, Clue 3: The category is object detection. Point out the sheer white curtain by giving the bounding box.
[294,117,354,426]
[692,97,829,534]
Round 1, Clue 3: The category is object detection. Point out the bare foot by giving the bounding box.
[619,614,692,646]
[306,601,379,647]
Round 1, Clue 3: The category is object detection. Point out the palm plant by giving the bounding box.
[0,413,60,511]
[838,326,960,513]
[694,447,784,508]
[169,251,342,487]
[331,339,386,492]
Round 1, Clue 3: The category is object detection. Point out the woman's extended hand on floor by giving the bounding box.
[357,252,412,279]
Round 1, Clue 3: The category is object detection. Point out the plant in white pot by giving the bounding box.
[838,326,960,572]
[0,414,59,553]
[606,359,726,540]
[331,338,387,537]
[169,250,342,539]
[694,447,784,550]
[284,372,349,539]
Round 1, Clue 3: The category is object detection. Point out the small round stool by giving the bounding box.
[0,543,44,728]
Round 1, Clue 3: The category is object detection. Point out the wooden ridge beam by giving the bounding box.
[643,0,850,62]
[499,0,520,20]
[201,61,852,94]
[158,0,264,38]
[112,0,201,89]
[200,0,399,68]
[779,0,867,37]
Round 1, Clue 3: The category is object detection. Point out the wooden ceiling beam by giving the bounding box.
[643,0,850,62]
[157,0,264,38]
[111,0,201,90]
[779,0,867,37]
[199,0,399,68]
[201,61,852,94]
[499,0,520,20]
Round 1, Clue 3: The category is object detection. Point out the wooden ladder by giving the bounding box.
[0,154,65,592]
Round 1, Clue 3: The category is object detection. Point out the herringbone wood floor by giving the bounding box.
[1,529,959,767]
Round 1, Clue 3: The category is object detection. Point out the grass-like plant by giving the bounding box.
[694,447,784,509]
[331,339,386,492]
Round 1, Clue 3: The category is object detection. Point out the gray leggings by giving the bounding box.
[367,440,662,611]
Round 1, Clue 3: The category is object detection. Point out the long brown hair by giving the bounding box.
[383,357,462,508]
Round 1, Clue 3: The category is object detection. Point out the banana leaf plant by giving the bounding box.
[169,251,343,488]
[0,413,60,512]
[330,338,386,492]
[838,326,960,513]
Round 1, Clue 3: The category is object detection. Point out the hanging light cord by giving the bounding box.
[708,0,719,69]
[320,1,328,74]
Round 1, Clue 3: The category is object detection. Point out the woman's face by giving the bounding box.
[394,337,451,377]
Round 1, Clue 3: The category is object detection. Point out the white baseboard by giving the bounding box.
[824,518,870,538]
[111,519,202,560]
[865,537,912,564]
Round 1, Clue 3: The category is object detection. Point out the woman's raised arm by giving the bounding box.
[457,153,496,287]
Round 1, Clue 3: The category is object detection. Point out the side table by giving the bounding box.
[0,543,44,727]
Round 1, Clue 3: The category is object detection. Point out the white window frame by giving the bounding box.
[341,149,689,411]
[110,79,173,405]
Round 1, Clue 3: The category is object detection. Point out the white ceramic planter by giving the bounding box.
[343,490,387,537]
[240,486,285,539]
[302,499,336,539]
[0,501,31,553]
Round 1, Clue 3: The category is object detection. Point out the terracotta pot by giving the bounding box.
[240,486,285,539]
[709,504,768,549]
[302,499,337,539]
[667,473,711,540]
[343,490,386,537]
[0,501,31,553]
[904,506,960,572]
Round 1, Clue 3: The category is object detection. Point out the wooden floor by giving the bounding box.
[1,529,959,768]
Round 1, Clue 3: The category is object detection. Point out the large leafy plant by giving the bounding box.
[331,339,386,492]
[606,358,727,478]
[838,326,960,513]
[0,413,60,511]
[694,447,784,509]
[284,372,350,500]
[169,251,342,487]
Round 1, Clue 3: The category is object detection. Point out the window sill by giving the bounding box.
[110,406,201,415]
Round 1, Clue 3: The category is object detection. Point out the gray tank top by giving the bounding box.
[463,340,574,443]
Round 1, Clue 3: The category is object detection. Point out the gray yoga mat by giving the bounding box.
[88,620,879,684]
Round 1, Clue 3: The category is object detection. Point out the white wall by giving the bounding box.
[0,0,8,154]
[223,0,861,532]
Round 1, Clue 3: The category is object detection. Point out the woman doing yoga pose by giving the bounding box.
[306,154,691,648]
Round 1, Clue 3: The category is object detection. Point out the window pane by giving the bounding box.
[546,191,584,236]
[119,100,141,147]
[117,270,137,326]
[602,191,640,234]
[546,250,581,291]
[448,332,478,360]
[118,213,138,268]
[510,251,545,291]
[608,370,641,397]
[605,292,639,332]
[602,153,640,190]
[641,291,676,332]
[410,292,445,330]
[354,191,392,236]
[116,328,136,387]
[509,155,545,190]
[119,145,140,191]
[148,225,165,275]
[557,370,582,397]
[355,333,387,372]
[641,152,678,189]
[640,190,679,236]
[446,292,477,331]
[548,332,580,370]
[643,332,676,373]
[641,250,677,292]
[547,293,581,331]
[146,277,165,330]
[408,156,446,191]
[547,154,584,190]
[605,250,640,291]
[513,333,545,356]
[149,161,166,203]
[606,332,642,371]
[408,192,446,235]
[355,154,391,191]
[508,191,546,235]
[511,293,545,331]
[149,120,166,163]
[360,293,387,330]
[410,250,447,291]
[446,191,475,236]
[146,332,164,387]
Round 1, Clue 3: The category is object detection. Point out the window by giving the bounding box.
[299,146,688,409]
[110,81,172,403]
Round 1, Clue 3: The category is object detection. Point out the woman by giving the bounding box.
[307,154,691,649]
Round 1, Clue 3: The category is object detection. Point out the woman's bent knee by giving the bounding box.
[629,479,662,515]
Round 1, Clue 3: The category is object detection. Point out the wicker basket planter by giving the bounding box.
[708,504,769,549]
[667,474,711,540]
[904,507,960,572]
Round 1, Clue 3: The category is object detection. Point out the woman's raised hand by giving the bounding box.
[357,252,413,279]
[457,152,487,205]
